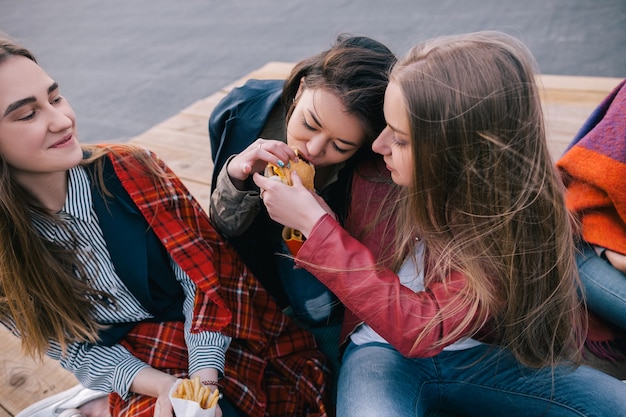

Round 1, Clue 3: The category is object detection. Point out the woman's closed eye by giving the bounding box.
[302,116,317,131]
[392,134,409,147]
[332,142,351,154]
[14,96,63,122]
[17,110,36,121]
[301,112,360,156]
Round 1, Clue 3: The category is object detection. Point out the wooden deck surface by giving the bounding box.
[0,62,622,416]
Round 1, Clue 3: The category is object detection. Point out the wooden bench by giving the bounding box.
[0,62,622,416]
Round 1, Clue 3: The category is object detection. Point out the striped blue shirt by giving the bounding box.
[28,166,230,398]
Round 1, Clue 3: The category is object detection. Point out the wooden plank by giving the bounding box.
[178,179,213,212]
[130,132,214,186]
[0,327,77,416]
[540,75,622,160]
[540,74,623,94]
[181,92,229,119]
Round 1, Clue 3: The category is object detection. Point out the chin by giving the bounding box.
[66,143,86,167]
[391,174,410,187]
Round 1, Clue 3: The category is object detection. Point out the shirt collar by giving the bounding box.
[61,165,93,222]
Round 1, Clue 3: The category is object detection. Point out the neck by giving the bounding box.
[15,170,69,213]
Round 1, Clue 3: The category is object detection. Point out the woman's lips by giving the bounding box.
[50,134,73,148]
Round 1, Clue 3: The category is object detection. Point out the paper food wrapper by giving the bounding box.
[169,379,217,417]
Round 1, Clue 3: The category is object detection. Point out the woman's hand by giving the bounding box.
[253,171,329,237]
[227,139,296,188]
[152,389,175,417]
[605,249,626,274]
[77,396,111,417]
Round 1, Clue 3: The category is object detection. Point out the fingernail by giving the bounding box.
[277,160,285,167]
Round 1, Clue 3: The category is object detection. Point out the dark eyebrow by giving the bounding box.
[307,109,359,148]
[3,82,59,117]
[48,82,59,94]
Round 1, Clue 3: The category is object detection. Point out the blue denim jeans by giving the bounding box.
[338,342,626,417]
[576,243,626,329]
[274,240,342,325]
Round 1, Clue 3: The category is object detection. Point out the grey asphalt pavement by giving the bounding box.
[1,0,625,143]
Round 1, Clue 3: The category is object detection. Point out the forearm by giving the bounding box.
[189,367,220,388]
[130,367,178,399]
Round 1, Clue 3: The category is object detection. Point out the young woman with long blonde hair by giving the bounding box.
[254,31,626,416]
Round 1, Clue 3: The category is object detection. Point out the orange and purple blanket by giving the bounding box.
[557,79,626,253]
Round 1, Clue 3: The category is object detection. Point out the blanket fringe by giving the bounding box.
[584,338,626,362]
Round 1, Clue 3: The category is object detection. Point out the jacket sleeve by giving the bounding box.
[296,214,476,358]
[209,156,263,237]
[208,79,284,191]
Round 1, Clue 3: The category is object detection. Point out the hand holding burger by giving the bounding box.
[264,148,315,190]
[253,150,329,239]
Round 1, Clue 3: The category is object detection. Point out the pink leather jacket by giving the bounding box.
[295,160,477,357]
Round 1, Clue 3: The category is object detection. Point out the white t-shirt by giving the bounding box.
[350,241,482,351]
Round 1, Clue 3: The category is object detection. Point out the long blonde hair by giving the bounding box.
[391,31,583,367]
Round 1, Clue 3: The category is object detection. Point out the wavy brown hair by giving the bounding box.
[0,42,169,359]
[389,31,583,367]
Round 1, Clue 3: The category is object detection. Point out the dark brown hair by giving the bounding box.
[282,34,397,161]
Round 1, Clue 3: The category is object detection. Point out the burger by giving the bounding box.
[264,147,315,190]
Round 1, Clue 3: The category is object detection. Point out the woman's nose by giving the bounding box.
[306,133,327,156]
[48,107,73,132]
[372,127,392,155]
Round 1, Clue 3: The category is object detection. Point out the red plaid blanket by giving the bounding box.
[104,145,328,416]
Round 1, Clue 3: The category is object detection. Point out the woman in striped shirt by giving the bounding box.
[0,37,327,417]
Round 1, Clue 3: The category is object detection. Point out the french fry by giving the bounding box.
[171,377,220,409]
[189,377,196,399]
[172,379,185,399]
[200,387,210,408]
[207,388,220,409]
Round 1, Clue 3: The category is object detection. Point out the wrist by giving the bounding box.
[191,368,220,387]
[301,209,329,238]
[201,379,221,388]
[225,159,249,188]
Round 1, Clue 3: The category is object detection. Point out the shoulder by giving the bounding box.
[92,144,171,183]
[96,144,153,167]
[213,79,284,117]
[230,79,284,98]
